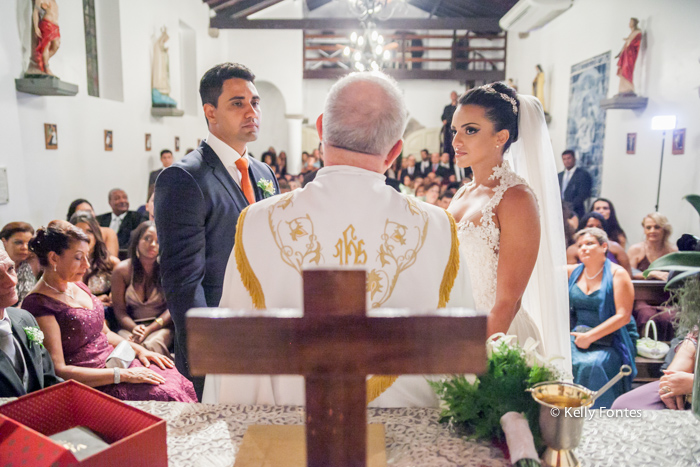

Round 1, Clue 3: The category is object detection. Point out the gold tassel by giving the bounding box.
[234,207,266,309]
[366,375,399,404]
[438,211,460,308]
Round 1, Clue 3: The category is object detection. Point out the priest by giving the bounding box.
[203,71,474,407]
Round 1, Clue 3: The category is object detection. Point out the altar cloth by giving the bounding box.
[2,399,699,466]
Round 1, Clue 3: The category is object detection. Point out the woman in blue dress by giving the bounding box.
[568,227,637,409]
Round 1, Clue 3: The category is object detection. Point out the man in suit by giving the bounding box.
[96,189,146,250]
[0,245,62,397]
[148,149,174,194]
[418,149,431,176]
[399,154,419,181]
[155,62,278,400]
[436,152,453,180]
[558,149,592,218]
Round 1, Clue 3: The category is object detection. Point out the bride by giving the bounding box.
[447,82,571,371]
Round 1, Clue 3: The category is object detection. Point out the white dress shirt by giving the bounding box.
[205,132,249,187]
[109,212,127,233]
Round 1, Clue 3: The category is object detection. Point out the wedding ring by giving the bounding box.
[662,386,671,393]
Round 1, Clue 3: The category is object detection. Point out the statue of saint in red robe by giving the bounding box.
[616,18,642,95]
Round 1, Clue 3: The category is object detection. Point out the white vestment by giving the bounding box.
[203,166,474,407]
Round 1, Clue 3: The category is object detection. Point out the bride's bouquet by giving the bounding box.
[430,334,561,451]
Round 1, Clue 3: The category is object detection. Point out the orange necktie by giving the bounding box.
[235,157,255,205]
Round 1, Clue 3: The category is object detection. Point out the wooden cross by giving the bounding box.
[187,269,487,466]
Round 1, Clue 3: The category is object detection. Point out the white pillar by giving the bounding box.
[286,114,303,175]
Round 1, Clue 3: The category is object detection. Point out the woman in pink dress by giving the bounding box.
[23,220,196,402]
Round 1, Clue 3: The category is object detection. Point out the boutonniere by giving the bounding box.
[256,178,276,198]
[23,326,44,348]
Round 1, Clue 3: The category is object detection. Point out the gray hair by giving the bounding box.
[574,227,609,245]
[322,72,407,156]
[108,188,125,202]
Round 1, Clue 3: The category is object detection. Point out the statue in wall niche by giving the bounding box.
[152,27,178,108]
[615,17,642,96]
[532,64,546,112]
[26,0,61,77]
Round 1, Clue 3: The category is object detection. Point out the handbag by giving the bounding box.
[105,340,136,369]
[636,319,670,360]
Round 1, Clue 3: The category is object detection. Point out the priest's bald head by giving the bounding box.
[316,72,407,173]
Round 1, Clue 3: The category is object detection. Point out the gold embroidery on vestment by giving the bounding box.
[333,225,368,265]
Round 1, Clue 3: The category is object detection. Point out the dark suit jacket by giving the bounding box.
[436,164,453,180]
[154,142,279,397]
[96,211,146,249]
[558,167,592,218]
[0,308,62,398]
[148,168,163,192]
[399,167,419,181]
[419,160,431,177]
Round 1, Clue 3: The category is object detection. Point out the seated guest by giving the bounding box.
[112,222,172,356]
[276,151,287,178]
[418,149,431,175]
[628,212,678,340]
[414,184,426,200]
[0,222,40,305]
[0,244,63,397]
[438,191,453,209]
[145,192,155,221]
[69,211,121,306]
[562,203,577,248]
[278,178,291,193]
[628,212,677,280]
[399,154,419,180]
[261,151,277,174]
[96,189,146,250]
[424,182,440,206]
[591,198,627,248]
[23,221,196,402]
[67,199,119,257]
[567,212,632,276]
[612,327,696,411]
[568,227,637,409]
[436,153,452,179]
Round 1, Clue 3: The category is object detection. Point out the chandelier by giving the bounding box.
[342,23,390,71]
[344,0,407,21]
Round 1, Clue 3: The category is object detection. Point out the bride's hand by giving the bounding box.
[570,331,592,349]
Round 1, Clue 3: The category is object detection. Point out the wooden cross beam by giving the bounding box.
[187,269,487,467]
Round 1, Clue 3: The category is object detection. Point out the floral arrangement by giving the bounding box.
[256,178,276,198]
[430,335,559,449]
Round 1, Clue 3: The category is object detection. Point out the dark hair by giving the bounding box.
[577,211,607,232]
[536,64,543,72]
[160,149,172,158]
[562,202,576,247]
[0,222,34,240]
[199,62,255,111]
[69,211,114,281]
[591,198,626,244]
[127,221,162,294]
[261,151,277,167]
[67,199,92,221]
[562,149,576,158]
[29,220,89,267]
[458,82,519,152]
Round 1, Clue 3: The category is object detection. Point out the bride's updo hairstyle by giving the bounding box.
[458,82,520,153]
[29,220,89,267]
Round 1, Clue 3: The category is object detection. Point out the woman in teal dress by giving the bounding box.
[568,227,637,409]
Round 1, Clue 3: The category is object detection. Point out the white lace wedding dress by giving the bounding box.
[456,160,544,353]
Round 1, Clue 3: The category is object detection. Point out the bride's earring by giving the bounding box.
[496,145,500,148]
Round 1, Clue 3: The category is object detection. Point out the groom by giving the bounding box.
[156,63,278,399]
[203,71,474,407]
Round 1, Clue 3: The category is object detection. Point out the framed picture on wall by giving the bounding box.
[44,124,58,150]
[145,133,152,151]
[104,130,113,151]
[672,128,685,155]
[626,133,636,154]
[175,136,180,152]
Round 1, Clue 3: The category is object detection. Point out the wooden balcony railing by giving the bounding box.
[303,30,507,82]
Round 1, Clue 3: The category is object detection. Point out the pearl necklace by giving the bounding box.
[584,265,605,280]
[42,278,75,300]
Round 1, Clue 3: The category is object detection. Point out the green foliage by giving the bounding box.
[671,276,700,337]
[430,342,557,449]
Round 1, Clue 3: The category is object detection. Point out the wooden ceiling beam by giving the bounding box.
[210,16,501,31]
[215,0,286,18]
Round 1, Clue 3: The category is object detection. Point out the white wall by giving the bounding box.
[506,0,700,244]
[0,0,227,227]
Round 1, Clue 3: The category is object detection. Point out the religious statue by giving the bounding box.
[615,18,642,95]
[27,0,61,77]
[152,27,178,108]
[532,64,546,112]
